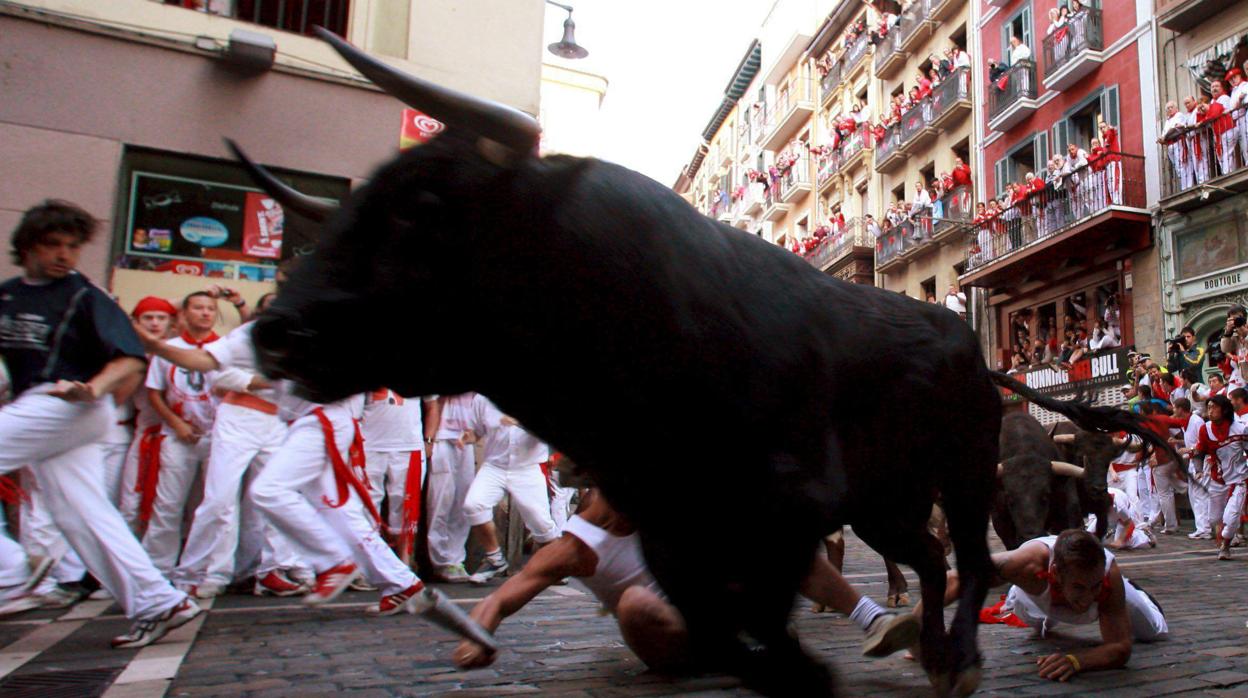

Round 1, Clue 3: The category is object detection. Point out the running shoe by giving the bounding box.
[475,556,509,581]
[1188,530,1213,540]
[111,597,203,649]
[348,577,378,592]
[862,612,921,658]
[433,564,486,585]
[255,571,310,597]
[189,582,224,600]
[303,562,360,605]
[365,581,426,617]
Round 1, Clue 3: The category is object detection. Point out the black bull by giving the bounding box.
[239,28,1178,697]
[993,412,1085,550]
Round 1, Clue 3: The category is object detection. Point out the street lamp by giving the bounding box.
[546,1,589,60]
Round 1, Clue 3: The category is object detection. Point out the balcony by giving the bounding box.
[986,0,1011,7]
[762,185,791,221]
[873,30,908,80]
[899,99,938,152]
[750,103,768,145]
[743,182,767,216]
[897,0,936,54]
[932,185,974,241]
[162,0,351,37]
[708,191,731,222]
[737,118,753,161]
[988,60,1039,132]
[1157,0,1240,32]
[929,67,972,131]
[1042,9,1104,92]
[1159,110,1248,208]
[777,153,813,204]
[875,123,907,173]
[733,185,763,225]
[717,137,735,169]
[843,32,872,77]
[806,218,874,272]
[961,153,1150,287]
[876,220,931,272]
[820,62,845,106]
[838,124,872,174]
[764,77,817,152]
[929,0,962,22]
[815,148,842,191]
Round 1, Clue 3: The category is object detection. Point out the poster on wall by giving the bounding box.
[400,108,445,150]
[127,172,305,268]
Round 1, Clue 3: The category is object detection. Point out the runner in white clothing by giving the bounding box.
[118,297,177,533]
[459,394,560,579]
[1181,395,1248,560]
[424,393,484,583]
[141,292,221,575]
[1087,488,1155,550]
[362,388,427,565]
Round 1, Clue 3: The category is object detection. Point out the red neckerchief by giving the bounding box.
[1202,420,1247,484]
[180,331,220,348]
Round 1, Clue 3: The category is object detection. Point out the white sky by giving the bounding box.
[543,0,775,186]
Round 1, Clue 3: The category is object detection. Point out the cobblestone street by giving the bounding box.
[0,530,1245,697]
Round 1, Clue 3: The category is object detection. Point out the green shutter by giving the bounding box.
[1100,85,1120,128]
[1034,132,1049,173]
[995,159,1008,196]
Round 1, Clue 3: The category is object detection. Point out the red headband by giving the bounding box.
[131,296,177,318]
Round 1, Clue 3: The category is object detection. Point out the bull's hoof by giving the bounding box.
[886,592,911,608]
[952,664,982,696]
[927,671,951,697]
[811,602,829,613]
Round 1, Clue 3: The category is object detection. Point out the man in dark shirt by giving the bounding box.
[0,200,199,647]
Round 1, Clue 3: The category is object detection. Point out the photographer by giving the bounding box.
[1165,337,1186,375]
[1220,306,1248,389]
[1179,326,1205,373]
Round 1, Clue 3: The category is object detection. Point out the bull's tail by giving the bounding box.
[989,371,1181,464]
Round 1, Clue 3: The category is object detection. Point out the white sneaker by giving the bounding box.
[1232,534,1245,548]
[1188,530,1213,540]
[862,612,921,657]
[434,564,487,585]
[190,583,224,600]
[89,588,114,601]
[475,556,509,581]
[111,597,203,649]
[0,593,42,617]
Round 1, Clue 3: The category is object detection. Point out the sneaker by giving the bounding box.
[89,588,114,601]
[254,571,310,597]
[862,612,921,658]
[303,562,360,605]
[39,583,87,609]
[1218,546,1232,561]
[433,564,487,585]
[349,577,377,592]
[288,568,316,586]
[1232,534,1245,548]
[189,583,224,600]
[365,581,426,617]
[1188,530,1213,540]
[1140,525,1157,548]
[22,555,57,595]
[111,597,203,649]
[475,556,508,581]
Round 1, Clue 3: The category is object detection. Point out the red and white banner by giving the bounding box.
[242,192,283,259]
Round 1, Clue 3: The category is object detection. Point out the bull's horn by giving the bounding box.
[996,462,1004,477]
[1053,434,1076,445]
[1112,436,1128,448]
[224,139,337,223]
[1051,461,1085,478]
[314,27,541,155]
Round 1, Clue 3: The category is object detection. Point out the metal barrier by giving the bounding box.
[1042,8,1103,80]
[987,60,1036,122]
[230,0,350,37]
[807,217,870,269]
[1160,107,1248,198]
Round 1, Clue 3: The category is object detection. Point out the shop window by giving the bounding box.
[115,148,350,281]
[163,1,352,38]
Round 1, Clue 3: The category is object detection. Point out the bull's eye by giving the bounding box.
[288,329,318,340]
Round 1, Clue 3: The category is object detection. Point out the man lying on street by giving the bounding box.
[925,528,1166,682]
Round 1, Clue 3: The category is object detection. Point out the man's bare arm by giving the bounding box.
[453,536,590,668]
[1038,563,1132,681]
[133,322,220,373]
[50,356,145,403]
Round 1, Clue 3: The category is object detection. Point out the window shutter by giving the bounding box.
[1100,85,1120,127]
[1052,119,1068,157]
[995,158,1007,196]
[1033,132,1049,173]
[1021,7,1032,50]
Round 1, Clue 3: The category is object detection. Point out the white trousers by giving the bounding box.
[1207,480,1247,539]
[1151,461,1184,531]
[174,404,297,587]
[0,387,184,619]
[364,449,424,534]
[1006,579,1167,641]
[1188,458,1212,534]
[117,428,151,532]
[462,463,559,544]
[102,441,129,507]
[251,407,417,595]
[142,435,210,575]
[1108,467,1147,522]
[20,470,87,584]
[426,440,476,568]
[0,514,27,589]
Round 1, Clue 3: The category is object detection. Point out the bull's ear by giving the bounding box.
[315,26,541,157]
[225,139,338,223]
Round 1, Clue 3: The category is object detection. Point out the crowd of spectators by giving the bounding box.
[970,119,1122,267]
[1005,289,1121,373]
[1159,70,1248,190]
[871,159,972,259]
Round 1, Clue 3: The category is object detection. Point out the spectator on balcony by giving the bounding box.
[1098,118,1124,205]
[865,213,882,240]
[952,158,973,188]
[910,180,933,239]
[988,59,1007,94]
[916,70,933,100]
[1009,36,1032,65]
[1044,156,1069,231]
[1089,317,1120,351]
[1226,69,1248,169]
[944,284,967,319]
[1046,9,1069,65]
[951,44,971,70]
[932,53,953,80]
[1066,142,1090,216]
[1160,101,1195,192]
[1187,95,1212,185]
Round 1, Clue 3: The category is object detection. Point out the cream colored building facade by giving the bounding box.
[0,0,542,326]
[678,0,975,292]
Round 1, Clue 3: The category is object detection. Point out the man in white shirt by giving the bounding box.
[1159,102,1194,191]
[943,284,966,319]
[1227,69,1248,169]
[909,181,933,239]
[142,292,220,576]
[362,388,427,564]
[424,393,485,583]
[1172,398,1211,539]
[459,395,560,579]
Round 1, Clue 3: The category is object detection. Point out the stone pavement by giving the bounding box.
[1,529,1246,697]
